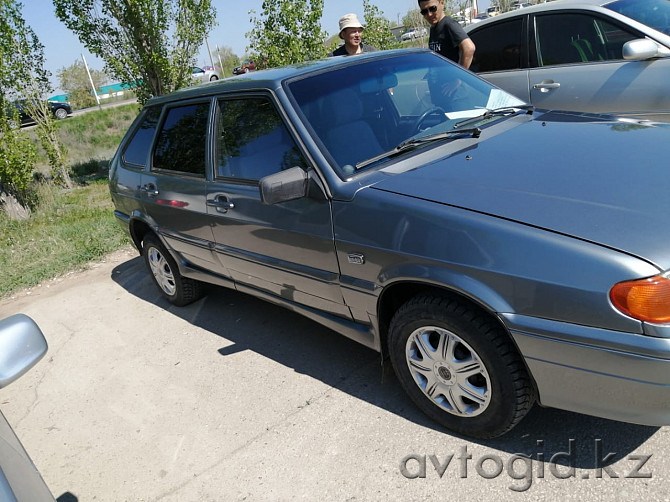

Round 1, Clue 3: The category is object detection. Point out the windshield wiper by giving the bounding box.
[355,127,482,170]
[454,104,534,129]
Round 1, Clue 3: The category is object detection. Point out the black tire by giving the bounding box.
[209,75,218,81]
[388,294,535,438]
[142,234,204,306]
[53,107,68,120]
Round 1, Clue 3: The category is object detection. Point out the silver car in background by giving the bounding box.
[191,66,221,84]
[465,0,670,121]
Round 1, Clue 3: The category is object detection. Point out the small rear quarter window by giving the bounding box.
[122,106,161,167]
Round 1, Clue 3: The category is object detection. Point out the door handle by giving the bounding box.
[533,80,561,92]
[140,183,159,197]
[207,195,235,213]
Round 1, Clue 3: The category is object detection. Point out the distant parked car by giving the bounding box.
[191,66,221,83]
[233,59,257,75]
[401,27,427,41]
[401,29,416,41]
[0,314,53,501]
[469,13,490,24]
[12,99,72,125]
[465,0,670,121]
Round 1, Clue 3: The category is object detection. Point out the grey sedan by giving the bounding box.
[465,0,670,121]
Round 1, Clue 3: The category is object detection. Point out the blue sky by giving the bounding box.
[22,0,489,93]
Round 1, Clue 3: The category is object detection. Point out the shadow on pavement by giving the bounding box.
[111,255,659,466]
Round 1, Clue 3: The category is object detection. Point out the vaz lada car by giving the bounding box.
[109,48,670,438]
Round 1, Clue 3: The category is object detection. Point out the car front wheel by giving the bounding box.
[53,107,68,119]
[210,75,218,81]
[142,234,204,306]
[388,294,535,438]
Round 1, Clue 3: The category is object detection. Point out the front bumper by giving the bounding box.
[504,313,670,426]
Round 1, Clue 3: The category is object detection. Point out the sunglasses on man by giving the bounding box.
[420,5,438,16]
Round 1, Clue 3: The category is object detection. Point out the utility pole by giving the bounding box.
[81,53,101,109]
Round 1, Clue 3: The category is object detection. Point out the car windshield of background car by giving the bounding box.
[606,0,670,35]
[286,52,526,176]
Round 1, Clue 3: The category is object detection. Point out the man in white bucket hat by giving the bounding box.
[329,13,378,56]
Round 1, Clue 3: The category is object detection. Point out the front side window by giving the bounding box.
[469,19,524,72]
[535,13,639,66]
[152,102,209,177]
[216,97,306,180]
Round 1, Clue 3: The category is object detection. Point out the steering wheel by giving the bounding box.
[412,106,447,135]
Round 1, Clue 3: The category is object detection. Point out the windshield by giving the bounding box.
[286,51,525,177]
[606,0,670,36]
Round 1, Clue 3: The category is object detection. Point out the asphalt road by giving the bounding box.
[1,247,669,501]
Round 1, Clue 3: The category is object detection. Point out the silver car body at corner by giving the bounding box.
[0,314,53,501]
[465,0,670,121]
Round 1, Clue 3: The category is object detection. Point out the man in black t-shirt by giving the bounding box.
[418,0,475,69]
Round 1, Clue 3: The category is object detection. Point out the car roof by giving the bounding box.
[466,0,611,29]
[464,0,670,46]
[146,48,433,106]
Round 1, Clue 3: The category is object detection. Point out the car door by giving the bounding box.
[468,16,531,102]
[528,11,670,118]
[207,94,349,318]
[139,99,228,276]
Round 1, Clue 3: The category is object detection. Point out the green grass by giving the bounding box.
[29,102,140,171]
[0,104,140,299]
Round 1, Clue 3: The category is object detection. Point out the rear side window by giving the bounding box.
[153,102,210,177]
[469,19,524,72]
[122,106,161,167]
[216,97,306,181]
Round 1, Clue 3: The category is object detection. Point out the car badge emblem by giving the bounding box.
[347,253,365,265]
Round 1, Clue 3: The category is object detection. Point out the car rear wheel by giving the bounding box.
[388,294,535,438]
[53,108,68,120]
[142,234,204,306]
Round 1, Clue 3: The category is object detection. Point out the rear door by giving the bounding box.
[206,94,349,318]
[138,99,227,276]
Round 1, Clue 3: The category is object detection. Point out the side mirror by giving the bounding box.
[0,314,48,389]
[259,167,309,205]
[622,38,660,60]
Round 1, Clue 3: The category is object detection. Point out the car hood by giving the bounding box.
[372,112,670,269]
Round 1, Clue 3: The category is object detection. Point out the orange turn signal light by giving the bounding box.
[610,274,670,324]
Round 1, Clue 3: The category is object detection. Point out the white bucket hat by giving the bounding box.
[338,13,364,38]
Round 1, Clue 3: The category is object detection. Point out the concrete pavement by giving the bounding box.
[0,247,668,501]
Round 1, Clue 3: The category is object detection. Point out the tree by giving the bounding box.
[57,60,109,109]
[54,0,217,104]
[0,0,70,218]
[402,9,425,31]
[210,45,240,78]
[247,0,328,68]
[363,0,401,51]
